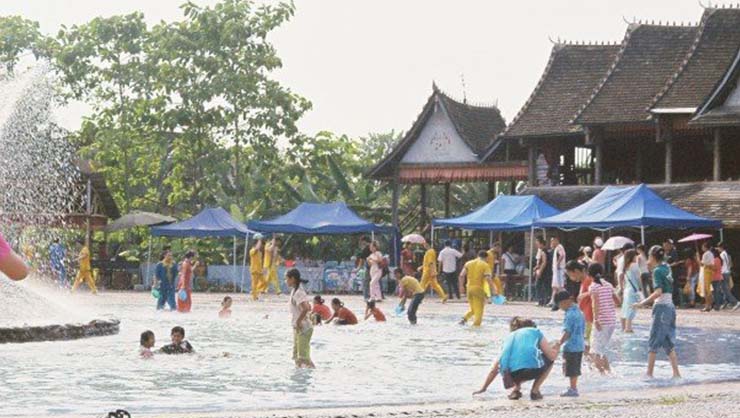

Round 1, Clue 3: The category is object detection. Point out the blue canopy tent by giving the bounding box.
[248,202,391,235]
[432,195,562,300]
[148,207,253,290]
[248,202,399,291]
[534,184,723,243]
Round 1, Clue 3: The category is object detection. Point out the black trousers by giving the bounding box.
[536,276,552,305]
[443,272,460,299]
[407,293,425,324]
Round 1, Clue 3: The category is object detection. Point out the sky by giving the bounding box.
[1,0,708,138]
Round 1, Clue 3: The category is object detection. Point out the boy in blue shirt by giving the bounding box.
[555,290,585,397]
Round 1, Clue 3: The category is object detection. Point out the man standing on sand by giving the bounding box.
[356,236,372,299]
[438,240,462,299]
[549,236,566,311]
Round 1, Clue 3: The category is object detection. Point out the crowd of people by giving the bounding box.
[7,228,740,400]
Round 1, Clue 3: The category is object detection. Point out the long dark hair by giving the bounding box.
[331,297,344,308]
[623,249,637,268]
[286,268,302,290]
[587,262,605,285]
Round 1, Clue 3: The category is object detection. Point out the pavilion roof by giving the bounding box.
[574,23,698,125]
[500,43,620,140]
[650,8,740,112]
[368,85,506,180]
[690,39,740,126]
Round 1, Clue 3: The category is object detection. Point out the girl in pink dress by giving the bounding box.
[177,251,196,313]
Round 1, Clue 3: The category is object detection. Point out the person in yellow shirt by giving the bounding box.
[71,243,97,294]
[485,243,504,297]
[263,237,283,295]
[418,241,447,302]
[250,234,266,300]
[459,250,495,326]
[395,268,425,324]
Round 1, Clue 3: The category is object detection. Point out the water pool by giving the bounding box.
[2,289,740,417]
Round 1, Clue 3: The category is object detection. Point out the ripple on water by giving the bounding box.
[1,294,740,416]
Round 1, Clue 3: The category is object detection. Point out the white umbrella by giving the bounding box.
[401,233,426,245]
[602,236,634,251]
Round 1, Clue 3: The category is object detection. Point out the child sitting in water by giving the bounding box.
[159,326,194,354]
[219,296,233,318]
[364,299,386,322]
[312,295,332,321]
[140,330,155,359]
[327,298,358,325]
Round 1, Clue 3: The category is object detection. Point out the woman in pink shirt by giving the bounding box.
[588,263,620,374]
[0,232,29,281]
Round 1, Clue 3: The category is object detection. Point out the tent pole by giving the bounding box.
[640,226,646,245]
[431,226,434,246]
[145,235,152,287]
[543,228,547,240]
[233,236,237,291]
[720,228,724,242]
[242,232,249,293]
[371,230,375,242]
[528,226,534,302]
[489,231,493,247]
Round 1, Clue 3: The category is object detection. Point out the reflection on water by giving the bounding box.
[1,293,740,416]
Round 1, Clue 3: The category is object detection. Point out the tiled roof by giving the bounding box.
[520,182,740,229]
[652,8,740,110]
[501,43,620,138]
[367,85,506,180]
[691,43,740,126]
[575,24,698,124]
[437,90,507,154]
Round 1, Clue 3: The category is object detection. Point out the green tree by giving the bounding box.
[0,16,42,73]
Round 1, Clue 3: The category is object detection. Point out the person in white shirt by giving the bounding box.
[501,245,520,276]
[700,242,715,312]
[717,242,740,310]
[550,236,567,311]
[438,240,463,299]
[287,268,315,368]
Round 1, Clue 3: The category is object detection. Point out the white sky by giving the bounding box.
[2,0,705,138]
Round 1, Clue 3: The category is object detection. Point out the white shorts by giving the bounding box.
[552,268,565,288]
[590,324,616,356]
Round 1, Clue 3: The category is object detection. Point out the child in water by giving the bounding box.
[219,296,233,318]
[554,290,585,397]
[140,330,155,359]
[364,299,386,322]
[327,298,358,325]
[159,326,194,354]
[312,295,332,322]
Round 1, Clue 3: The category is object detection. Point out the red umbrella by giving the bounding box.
[677,233,713,243]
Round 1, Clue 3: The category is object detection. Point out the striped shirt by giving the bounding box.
[589,280,617,326]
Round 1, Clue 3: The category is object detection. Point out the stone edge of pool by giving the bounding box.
[0,319,120,344]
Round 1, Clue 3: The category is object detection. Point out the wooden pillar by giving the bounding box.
[527,145,536,186]
[585,126,603,185]
[444,183,451,218]
[635,147,643,182]
[487,181,495,201]
[419,183,427,231]
[656,115,673,184]
[664,139,673,184]
[391,172,400,229]
[85,177,92,248]
[713,128,722,181]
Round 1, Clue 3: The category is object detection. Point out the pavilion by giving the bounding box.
[367,84,527,232]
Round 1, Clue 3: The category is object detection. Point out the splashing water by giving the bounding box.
[0,63,84,326]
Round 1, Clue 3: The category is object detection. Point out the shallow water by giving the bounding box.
[1,290,740,416]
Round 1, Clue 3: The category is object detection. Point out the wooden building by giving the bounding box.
[368,84,527,231]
